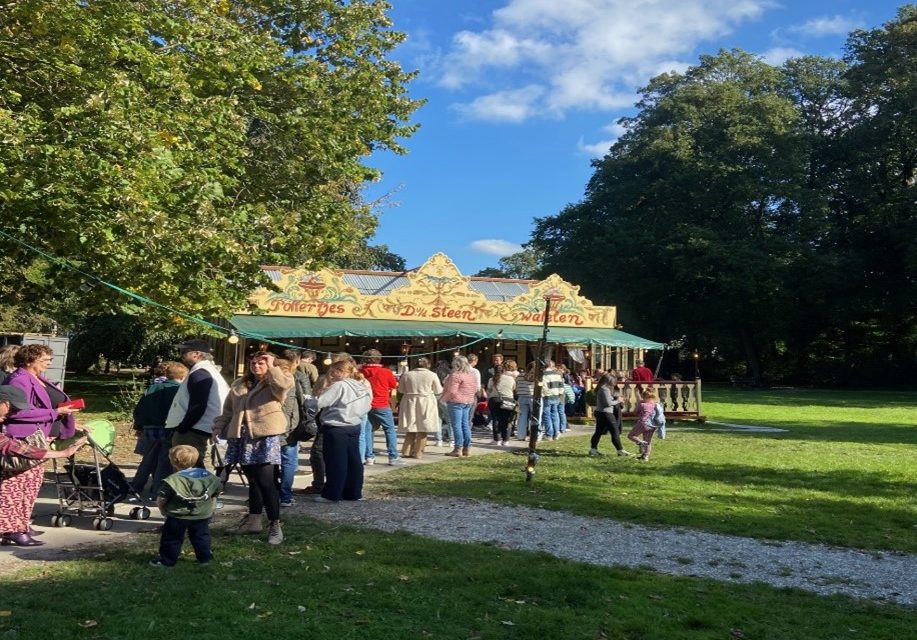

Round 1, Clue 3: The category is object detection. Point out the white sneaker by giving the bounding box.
[364,458,375,466]
[588,448,602,456]
[617,449,633,457]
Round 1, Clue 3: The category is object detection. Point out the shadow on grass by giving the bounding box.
[704,387,917,409]
[1,516,913,640]
[661,461,911,499]
[679,421,917,446]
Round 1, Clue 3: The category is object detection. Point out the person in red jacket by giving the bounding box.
[631,360,654,382]
[360,349,402,465]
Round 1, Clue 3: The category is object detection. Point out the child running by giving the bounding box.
[628,388,662,462]
[150,444,223,567]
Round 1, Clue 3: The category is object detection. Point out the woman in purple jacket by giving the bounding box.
[1,345,80,546]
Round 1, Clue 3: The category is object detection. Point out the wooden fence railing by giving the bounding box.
[617,379,704,420]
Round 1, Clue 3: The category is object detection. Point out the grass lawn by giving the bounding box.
[372,387,917,553]
[1,516,914,640]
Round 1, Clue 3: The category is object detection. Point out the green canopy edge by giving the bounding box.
[230,315,665,349]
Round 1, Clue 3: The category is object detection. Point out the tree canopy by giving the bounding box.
[529,6,916,385]
[0,0,421,325]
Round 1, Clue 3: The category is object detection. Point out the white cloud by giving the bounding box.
[761,46,805,65]
[788,14,861,37]
[441,0,774,122]
[452,85,546,123]
[469,239,524,257]
[577,122,628,157]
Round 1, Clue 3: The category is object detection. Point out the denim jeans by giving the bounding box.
[447,402,472,448]
[278,444,299,503]
[158,516,212,566]
[368,407,399,460]
[516,397,543,439]
[558,403,569,433]
[358,415,374,461]
[436,398,451,444]
[543,397,561,438]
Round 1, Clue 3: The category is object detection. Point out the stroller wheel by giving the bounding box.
[92,518,101,530]
[129,507,140,520]
[100,518,113,531]
[58,514,71,527]
[139,507,151,520]
[50,515,60,527]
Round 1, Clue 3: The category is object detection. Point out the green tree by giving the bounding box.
[333,242,406,271]
[533,50,808,382]
[475,246,544,279]
[0,0,420,323]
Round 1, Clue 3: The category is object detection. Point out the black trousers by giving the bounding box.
[158,516,212,566]
[242,463,280,521]
[488,399,513,442]
[320,425,363,501]
[590,411,623,451]
[309,431,325,490]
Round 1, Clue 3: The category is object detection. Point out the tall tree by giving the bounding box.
[0,0,421,322]
[474,246,544,279]
[534,50,805,382]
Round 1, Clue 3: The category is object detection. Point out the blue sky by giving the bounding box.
[365,0,904,275]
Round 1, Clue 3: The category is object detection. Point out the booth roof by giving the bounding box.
[230,315,665,349]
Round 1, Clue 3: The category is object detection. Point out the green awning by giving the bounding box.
[230,315,664,349]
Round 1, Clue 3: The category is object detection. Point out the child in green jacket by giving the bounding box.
[150,445,222,567]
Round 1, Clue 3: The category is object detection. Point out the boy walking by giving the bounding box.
[150,445,223,567]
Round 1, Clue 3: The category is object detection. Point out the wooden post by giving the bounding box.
[695,377,703,419]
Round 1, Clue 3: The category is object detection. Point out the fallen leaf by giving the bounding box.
[78,620,98,628]
[0,611,11,617]
[297,606,307,613]
[355,550,366,555]
[287,551,302,555]
[397,575,410,582]
[248,603,256,610]
[501,621,515,626]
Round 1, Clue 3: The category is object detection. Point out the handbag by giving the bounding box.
[499,398,517,411]
[0,430,48,477]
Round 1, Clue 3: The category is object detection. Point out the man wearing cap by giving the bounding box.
[165,339,231,467]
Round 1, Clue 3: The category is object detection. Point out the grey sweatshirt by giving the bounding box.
[316,379,372,427]
[595,386,621,414]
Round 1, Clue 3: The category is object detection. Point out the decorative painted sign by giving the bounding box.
[246,253,616,328]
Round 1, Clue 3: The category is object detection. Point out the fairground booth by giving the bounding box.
[221,253,702,418]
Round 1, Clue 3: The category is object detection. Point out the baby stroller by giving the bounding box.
[49,419,152,531]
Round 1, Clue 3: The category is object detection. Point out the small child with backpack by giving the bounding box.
[627,388,666,462]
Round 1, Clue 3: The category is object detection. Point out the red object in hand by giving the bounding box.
[59,398,85,410]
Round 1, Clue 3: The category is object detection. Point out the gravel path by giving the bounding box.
[301,496,916,606]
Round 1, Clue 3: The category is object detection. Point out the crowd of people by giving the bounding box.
[0,339,666,564]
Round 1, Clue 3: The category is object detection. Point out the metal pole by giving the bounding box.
[525,297,553,482]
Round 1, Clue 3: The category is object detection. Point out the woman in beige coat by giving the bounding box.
[213,351,292,544]
[397,358,443,459]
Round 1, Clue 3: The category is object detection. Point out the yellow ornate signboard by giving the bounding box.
[246,253,616,329]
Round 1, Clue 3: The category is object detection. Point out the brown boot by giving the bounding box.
[227,513,263,535]
[462,446,470,457]
[444,447,462,457]
[414,434,427,459]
